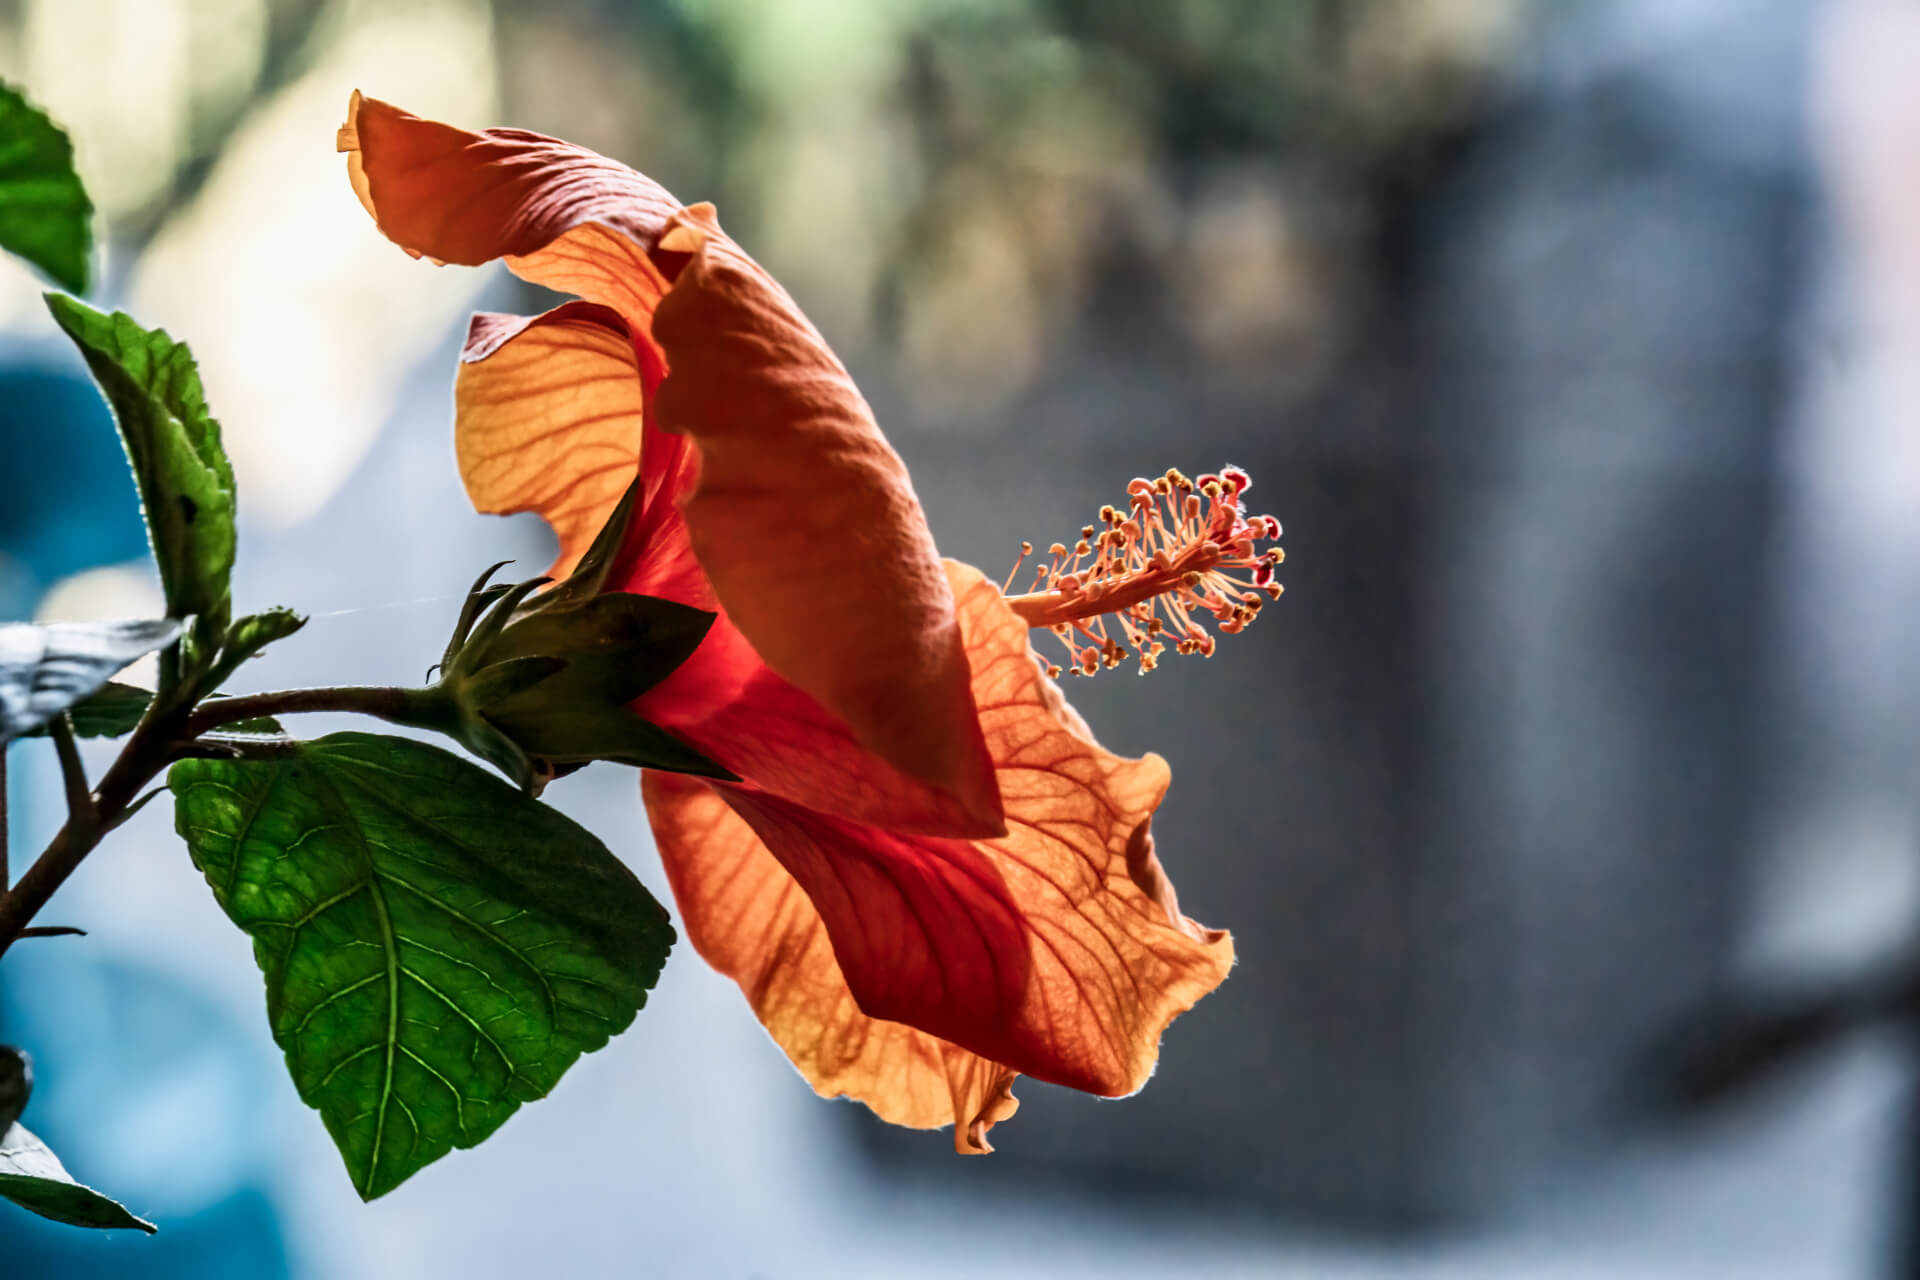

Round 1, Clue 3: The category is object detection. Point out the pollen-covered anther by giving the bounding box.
[1001,463,1286,676]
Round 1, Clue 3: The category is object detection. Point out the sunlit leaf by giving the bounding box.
[0,82,92,293]
[223,607,306,659]
[201,606,307,695]
[169,732,673,1199]
[0,619,179,743]
[44,297,237,628]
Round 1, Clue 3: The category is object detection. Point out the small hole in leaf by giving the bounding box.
[179,495,199,524]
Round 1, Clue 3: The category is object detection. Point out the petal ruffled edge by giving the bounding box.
[644,769,1022,1153]
[643,561,1233,1146]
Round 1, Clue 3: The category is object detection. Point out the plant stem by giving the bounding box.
[1,747,9,891]
[0,706,176,959]
[47,715,90,823]
[185,685,425,738]
[0,684,434,958]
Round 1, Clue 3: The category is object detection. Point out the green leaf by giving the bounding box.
[0,1122,156,1233]
[223,607,305,659]
[169,732,674,1200]
[0,82,92,293]
[0,620,179,742]
[51,680,151,738]
[21,682,283,741]
[0,1051,153,1234]
[201,607,307,696]
[45,296,237,626]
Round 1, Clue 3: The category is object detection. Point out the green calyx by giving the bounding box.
[428,488,735,790]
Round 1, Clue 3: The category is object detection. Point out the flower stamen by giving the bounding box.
[1002,466,1284,676]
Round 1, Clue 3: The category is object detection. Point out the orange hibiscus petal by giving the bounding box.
[457,303,996,835]
[645,768,1021,1152]
[648,217,1000,834]
[342,94,1000,830]
[644,561,1232,1141]
[455,301,652,579]
[645,655,1020,837]
[339,91,679,324]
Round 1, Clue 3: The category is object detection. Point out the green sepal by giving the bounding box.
[436,561,514,677]
[483,593,715,705]
[489,702,736,780]
[453,591,731,781]
[464,656,568,708]
[456,576,550,669]
[537,479,639,613]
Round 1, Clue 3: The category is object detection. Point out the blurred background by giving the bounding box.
[2,0,1918,1275]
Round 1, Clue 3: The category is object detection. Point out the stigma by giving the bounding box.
[1002,466,1284,677]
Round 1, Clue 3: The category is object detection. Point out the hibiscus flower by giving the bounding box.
[339,94,1279,1151]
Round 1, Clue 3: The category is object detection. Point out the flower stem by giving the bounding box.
[184,684,439,738]
[0,684,441,958]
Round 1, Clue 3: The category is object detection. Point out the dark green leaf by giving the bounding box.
[0,82,92,292]
[22,680,148,739]
[45,296,237,626]
[0,1123,155,1234]
[0,1047,29,1133]
[22,683,283,741]
[0,620,179,742]
[169,732,674,1200]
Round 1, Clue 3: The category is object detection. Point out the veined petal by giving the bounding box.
[342,94,1000,828]
[644,561,1233,1138]
[339,91,679,324]
[455,302,653,579]
[455,308,1002,835]
[649,216,999,831]
[644,655,1017,837]
[644,769,1022,1153]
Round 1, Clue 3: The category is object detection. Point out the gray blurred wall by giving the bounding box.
[860,0,1821,1231]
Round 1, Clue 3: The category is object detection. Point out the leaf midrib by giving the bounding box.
[304,755,403,1199]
